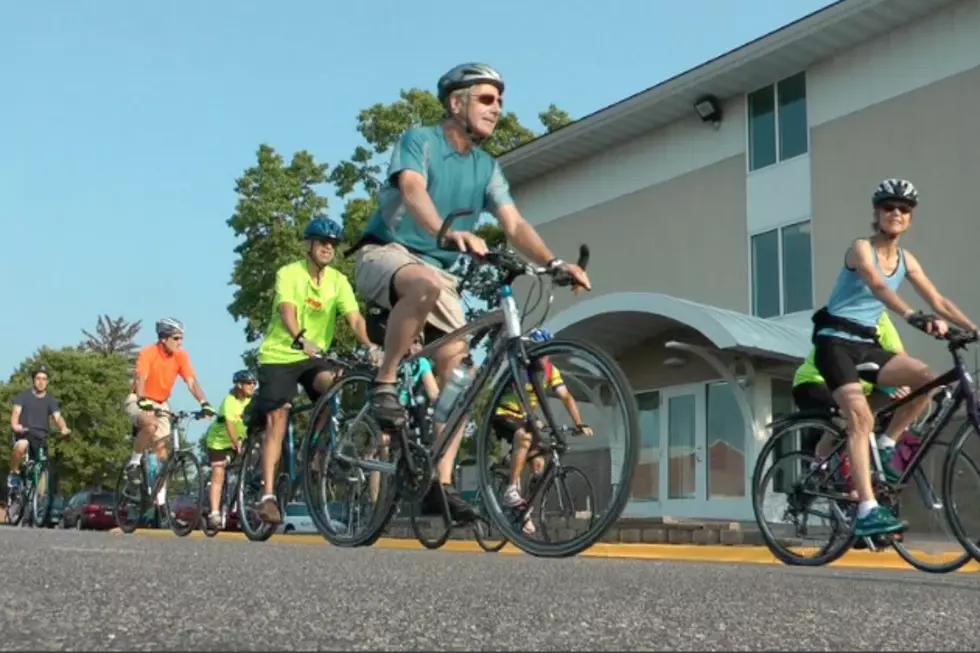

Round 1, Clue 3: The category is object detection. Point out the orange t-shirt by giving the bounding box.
[134,343,195,403]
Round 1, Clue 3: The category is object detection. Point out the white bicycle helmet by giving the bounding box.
[155,317,185,338]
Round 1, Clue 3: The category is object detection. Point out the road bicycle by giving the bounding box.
[301,211,640,558]
[5,428,64,528]
[752,317,980,573]
[114,408,208,537]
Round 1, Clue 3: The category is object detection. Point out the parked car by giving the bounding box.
[45,495,65,528]
[60,490,116,530]
[278,502,316,534]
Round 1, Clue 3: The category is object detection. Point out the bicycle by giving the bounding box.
[302,213,640,558]
[5,428,65,528]
[752,317,980,572]
[114,408,208,537]
[241,344,373,543]
[201,450,241,537]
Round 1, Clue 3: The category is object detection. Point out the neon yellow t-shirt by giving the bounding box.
[204,393,251,451]
[495,362,565,418]
[257,260,359,365]
[793,312,903,395]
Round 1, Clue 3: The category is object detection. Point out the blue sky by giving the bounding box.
[1,0,833,441]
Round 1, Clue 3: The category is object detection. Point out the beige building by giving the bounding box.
[499,0,980,523]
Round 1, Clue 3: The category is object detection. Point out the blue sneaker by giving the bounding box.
[854,505,906,538]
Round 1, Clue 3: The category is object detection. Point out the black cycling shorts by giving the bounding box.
[248,358,337,426]
[813,334,896,393]
[12,432,45,461]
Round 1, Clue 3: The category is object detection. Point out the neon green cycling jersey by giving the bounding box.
[793,312,903,395]
[204,393,250,451]
[257,260,359,365]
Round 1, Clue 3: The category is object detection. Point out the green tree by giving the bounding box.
[226,145,332,366]
[79,315,142,364]
[0,346,132,497]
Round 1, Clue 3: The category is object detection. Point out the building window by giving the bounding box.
[747,72,808,172]
[751,220,813,318]
[706,381,746,499]
[630,391,660,502]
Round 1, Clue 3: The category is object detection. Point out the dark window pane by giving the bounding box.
[748,85,777,170]
[777,72,808,160]
[782,220,813,313]
[751,229,780,317]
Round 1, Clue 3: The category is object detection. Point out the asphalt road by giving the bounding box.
[1,527,978,651]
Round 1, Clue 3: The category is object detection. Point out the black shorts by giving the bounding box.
[491,415,523,442]
[813,334,896,393]
[249,359,337,426]
[12,432,45,461]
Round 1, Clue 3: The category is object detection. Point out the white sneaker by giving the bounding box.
[502,485,523,508]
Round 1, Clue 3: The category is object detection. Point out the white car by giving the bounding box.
[277,502,316,534]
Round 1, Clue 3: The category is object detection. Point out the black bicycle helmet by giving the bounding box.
[872,178,919,208]
[232,369,256,385]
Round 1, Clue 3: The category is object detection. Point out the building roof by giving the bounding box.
[499,0,959,186]
[545,292,812,361]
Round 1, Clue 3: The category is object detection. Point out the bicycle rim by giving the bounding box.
[473,470,509,553]
[476,338,640,558]
[536,465,597,544]
[942,421,980,563]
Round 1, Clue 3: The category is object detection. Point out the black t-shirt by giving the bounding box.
[13,390,60,436]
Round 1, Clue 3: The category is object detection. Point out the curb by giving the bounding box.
[107,528,980,572]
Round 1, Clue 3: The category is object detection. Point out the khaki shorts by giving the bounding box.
[123,393,172,440]
[354,242,466,336]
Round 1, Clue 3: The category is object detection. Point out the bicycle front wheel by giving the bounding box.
[476,337,639,558]
[942,421,980,564]
[164,451,205,537]
[301,371,399,548]
[31,460,54,528]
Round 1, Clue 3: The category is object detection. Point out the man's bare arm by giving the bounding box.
[10,405,22,431]
[398,171,444,237]
[185,377,208,405]
[494,204,555,266]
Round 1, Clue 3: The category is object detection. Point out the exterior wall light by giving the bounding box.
[694,94,723,128]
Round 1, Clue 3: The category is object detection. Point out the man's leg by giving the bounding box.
[875,353,935,478]
[355,245,444,427]
[255,363,302,524]
[7,438,28,488]
[207,450,229,528]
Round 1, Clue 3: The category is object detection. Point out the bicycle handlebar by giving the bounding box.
[436,209,590,289]
[152,407,211,421]
[906,312,979,349]
[289,330,375,367]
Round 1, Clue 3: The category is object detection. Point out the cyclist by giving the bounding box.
[203,369,257,530]
[810,178,978,539]
[350,62,591,521]
[8,365,70,491]
[793,311,920,481]
[491,328,593,533]
[250,217,382,525]
[124,318,215,502]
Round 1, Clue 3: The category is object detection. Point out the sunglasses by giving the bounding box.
[313,238,339,246]
[880,203,913,214]
[170,335,184,342]
[474,93,503,109]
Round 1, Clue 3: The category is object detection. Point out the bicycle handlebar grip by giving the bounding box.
[576,244,590,272]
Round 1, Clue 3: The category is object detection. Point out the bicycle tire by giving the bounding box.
[408,496,453,550]
[942,420,980,564]
[300,371,399,548]
[114,462,147,534]
[31,460,54,528]
[237,436,277,543]
[890,440,974,574]
[473,469,509,553]
[165,451,204,537]
[476,337,640,558]
[536,464,598,544]
[752,432,855,567]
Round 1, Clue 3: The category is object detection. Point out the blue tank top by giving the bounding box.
[817,242,906,343]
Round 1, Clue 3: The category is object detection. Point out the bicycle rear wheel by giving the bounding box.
[472,468,509,553]
[476,338,639,558]
[535,464,597,543]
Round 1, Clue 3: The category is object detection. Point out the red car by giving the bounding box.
[61,490,116,530]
